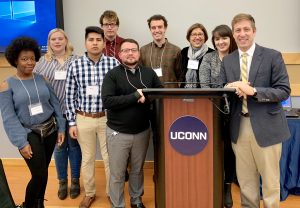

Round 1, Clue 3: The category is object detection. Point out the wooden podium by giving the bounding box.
[143,88,234,208]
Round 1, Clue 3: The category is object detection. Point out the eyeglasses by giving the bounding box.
[120,48,139,53]
[190,33,204,38]
[102,23,117,28]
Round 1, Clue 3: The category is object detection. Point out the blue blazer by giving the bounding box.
[220,44,291,147]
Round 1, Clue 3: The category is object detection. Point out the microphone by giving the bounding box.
[163,82,223,88]
[223,93,230,114]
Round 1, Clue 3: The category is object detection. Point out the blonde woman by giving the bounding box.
[34,28,82,200]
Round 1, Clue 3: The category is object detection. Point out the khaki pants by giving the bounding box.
[76,114,110,197]
[232,117,282,208]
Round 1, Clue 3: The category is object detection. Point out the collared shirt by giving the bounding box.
[65,53,119,125]
[238,43,256,77]
[103,35,124,62]
[139,39,182,88]
[34,55,78,114]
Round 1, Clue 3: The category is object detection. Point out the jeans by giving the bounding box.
[23,131,57,208]
[54,123,82,180]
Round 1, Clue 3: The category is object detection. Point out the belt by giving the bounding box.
[240,112,250,117]
[76,110,105,118]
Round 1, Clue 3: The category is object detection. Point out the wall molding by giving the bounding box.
[0,56,9,68]
[291,84,300,96]
[1,53,300,66]
[0,53,300,95]
[282,53,300,64]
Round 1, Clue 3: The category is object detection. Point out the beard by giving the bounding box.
[122,60,138,68]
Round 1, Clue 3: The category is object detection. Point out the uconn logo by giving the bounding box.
[169,116,209,156]
[170,132,207,140]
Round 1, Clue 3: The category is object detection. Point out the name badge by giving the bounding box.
[86,85,99,96]
[153,68,162,77]
[187,60,199,70]
[54,71,67,80]
[29,103,43,116]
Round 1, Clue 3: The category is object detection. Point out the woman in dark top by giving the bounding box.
[180,23,214,88]
[0,37,65,208]
[199,25,238,208]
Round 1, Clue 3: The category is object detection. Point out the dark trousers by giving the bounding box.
[223,117,236,183]
[224,136,236,183]
[22,131,57,208]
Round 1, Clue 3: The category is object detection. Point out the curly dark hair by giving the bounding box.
[5,37,41,68]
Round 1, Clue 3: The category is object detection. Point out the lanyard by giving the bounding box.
[150,41,167,69]
[16,74,41,106]
[124,66,147,89]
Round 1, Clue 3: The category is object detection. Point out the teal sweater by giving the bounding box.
[0,74,65,149]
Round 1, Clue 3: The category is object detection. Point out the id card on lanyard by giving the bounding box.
[86,85,99,96]
[16,74,44,117]
[54,71,67,80]
[28,103,44,116]
[187,60,199,70]
[153,68,163,77]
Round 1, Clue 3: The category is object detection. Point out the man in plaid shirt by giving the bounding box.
[65,26,119,208]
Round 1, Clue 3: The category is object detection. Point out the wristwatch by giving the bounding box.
[253,87,257,96]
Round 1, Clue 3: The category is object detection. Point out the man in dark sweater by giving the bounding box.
[101,38,162,208]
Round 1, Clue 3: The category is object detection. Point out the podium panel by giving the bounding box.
[144,88,234,208]
[163,98,214,207]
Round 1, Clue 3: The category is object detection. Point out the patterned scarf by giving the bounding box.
[185,44,208,88]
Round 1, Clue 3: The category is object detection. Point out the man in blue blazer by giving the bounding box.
[220,13,290,208]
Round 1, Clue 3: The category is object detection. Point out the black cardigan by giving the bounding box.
[180,46,214,88]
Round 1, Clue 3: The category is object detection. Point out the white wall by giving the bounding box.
[63,0,300,55]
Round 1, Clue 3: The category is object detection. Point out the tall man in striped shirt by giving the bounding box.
[65,26,119,208]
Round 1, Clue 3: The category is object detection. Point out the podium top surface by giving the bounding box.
[142,88,235,98]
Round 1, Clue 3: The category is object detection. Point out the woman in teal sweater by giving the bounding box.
[0,37,65,208]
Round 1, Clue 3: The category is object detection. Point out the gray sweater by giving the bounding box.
[0,74,65,149]
[199,51,222,88]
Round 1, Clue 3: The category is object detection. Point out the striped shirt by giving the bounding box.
[34,55,78,114]
[65,54,119,126]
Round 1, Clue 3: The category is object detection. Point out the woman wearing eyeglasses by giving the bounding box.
[180,23,214,88]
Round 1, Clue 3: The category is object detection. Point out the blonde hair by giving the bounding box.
[45,28,73,61]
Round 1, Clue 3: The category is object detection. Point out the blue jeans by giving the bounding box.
[54,124,82,180]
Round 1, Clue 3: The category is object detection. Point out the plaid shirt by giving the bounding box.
[65,53,119,125]
[140,39,182,88]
